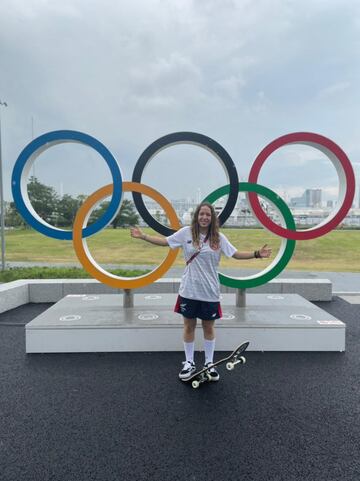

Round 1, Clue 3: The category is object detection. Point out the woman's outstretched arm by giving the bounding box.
[232,244,272,260]
[130,226,169,246]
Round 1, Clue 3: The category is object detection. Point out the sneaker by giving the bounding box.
[204,362,220,381]
[179,361,196,380]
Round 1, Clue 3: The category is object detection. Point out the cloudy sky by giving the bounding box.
[1,0,359,207]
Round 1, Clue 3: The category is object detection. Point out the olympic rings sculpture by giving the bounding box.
[11,130,355,289]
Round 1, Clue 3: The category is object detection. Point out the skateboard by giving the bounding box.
[184,340,250,389]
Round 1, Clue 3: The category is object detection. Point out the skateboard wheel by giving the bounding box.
[192,380,200,389]
[240,356,246,364]
[206,373,212,381]
[226,362,234,371]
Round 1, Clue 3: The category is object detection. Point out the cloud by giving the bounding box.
[317,81,351,99]
[0,0,359,210]
[213,75,247,100]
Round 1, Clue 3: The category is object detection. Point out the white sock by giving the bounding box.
[204,339,216,364]
[184,342,195,363]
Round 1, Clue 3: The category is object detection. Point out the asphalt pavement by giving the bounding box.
[0,295,359,481]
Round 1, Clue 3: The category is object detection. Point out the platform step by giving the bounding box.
[25,294,345,353]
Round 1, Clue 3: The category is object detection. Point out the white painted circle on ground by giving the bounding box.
[267,295,284,300]
[138,313,159,321]
[82,296,99,301]
[144,295,162,300]
[221,312,235,320]
[59,315,82,322]
[290,314,312,320]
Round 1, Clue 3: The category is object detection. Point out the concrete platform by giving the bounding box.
[0,277,333,315]
[339,295,360,304]
[25,293,345,353]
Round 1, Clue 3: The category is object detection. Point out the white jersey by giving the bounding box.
[166,226,237,302]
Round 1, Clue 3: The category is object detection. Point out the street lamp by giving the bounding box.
[0,100,8,271]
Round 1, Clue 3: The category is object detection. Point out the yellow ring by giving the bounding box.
[73,181,180,289]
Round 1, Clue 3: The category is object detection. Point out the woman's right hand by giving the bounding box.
[130,226,144,239]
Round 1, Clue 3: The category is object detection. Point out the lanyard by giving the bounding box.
[186,232,210,265]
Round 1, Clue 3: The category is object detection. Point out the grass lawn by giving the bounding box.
[4,227,360,272]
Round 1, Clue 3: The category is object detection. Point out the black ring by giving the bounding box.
[132,132,239,236]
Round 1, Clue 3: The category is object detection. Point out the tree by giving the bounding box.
[113,199,139,228]
[6,177,60,228]
[5,202,26,227]
[6,177,140,230]
[56,194,83,227]
[27,176,59,224]
[91,199,139,228]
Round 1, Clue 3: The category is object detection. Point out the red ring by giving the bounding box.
[248,132,355,240]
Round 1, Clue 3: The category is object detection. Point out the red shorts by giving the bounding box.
[174,295,222,321]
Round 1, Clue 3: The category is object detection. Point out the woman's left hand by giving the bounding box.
[259,244,272,258]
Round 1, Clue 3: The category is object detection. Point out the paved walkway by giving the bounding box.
[6,261,360,293]
[0,297,359,481]
[168,267,360,293]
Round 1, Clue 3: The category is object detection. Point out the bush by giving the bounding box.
[0,267,149,283]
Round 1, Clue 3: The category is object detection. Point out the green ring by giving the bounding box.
[203,182,296,289]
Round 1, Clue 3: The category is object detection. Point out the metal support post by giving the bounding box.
[0,100,8,271]
[236,288,246,307]
[123,289,134,308]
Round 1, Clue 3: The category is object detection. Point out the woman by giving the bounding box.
[130,202,271,381]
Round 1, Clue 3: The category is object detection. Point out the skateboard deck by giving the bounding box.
[184,340,250,389]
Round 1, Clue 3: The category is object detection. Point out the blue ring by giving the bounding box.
[11,130,123,240]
